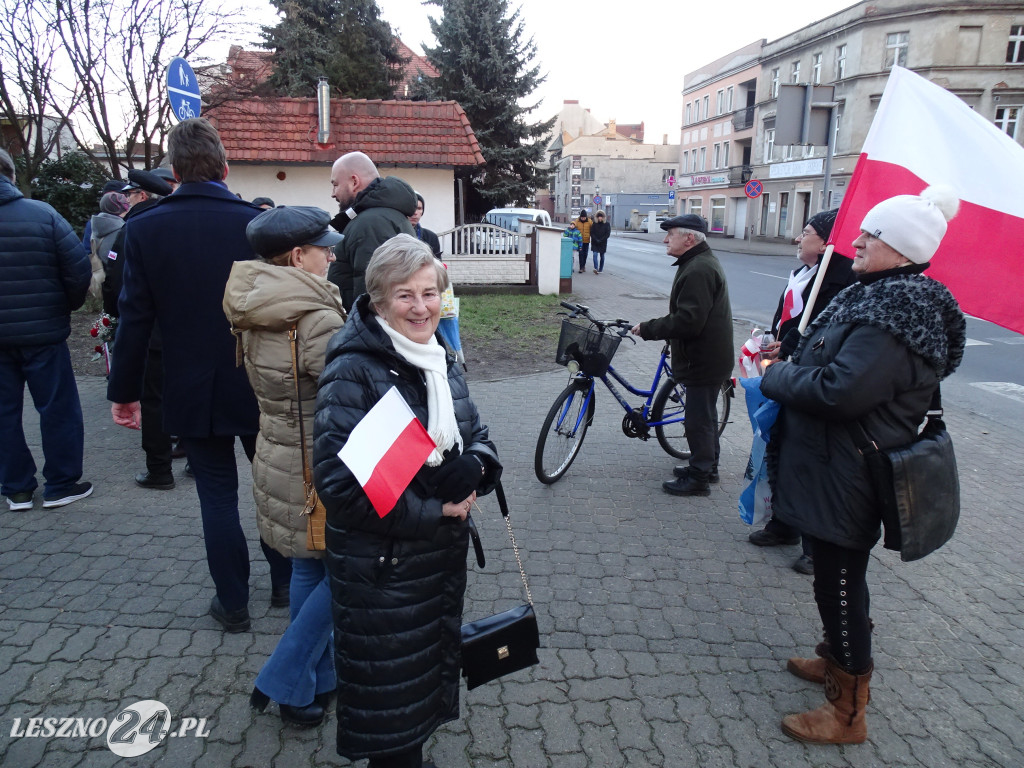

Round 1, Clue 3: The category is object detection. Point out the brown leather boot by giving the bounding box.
[787,641,829,684]
[781,658,872,744]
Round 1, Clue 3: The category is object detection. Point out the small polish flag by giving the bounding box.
[338,387,436,518]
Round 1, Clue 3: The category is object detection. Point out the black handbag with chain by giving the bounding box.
[461,481,540,690]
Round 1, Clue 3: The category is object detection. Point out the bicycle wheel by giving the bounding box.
[534,383,595,484]
[716,379,732,437]
[652,378,733,459]
[651,378,689,459]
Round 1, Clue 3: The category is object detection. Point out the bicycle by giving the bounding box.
[534,301,734,484]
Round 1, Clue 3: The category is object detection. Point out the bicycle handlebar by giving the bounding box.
[558,301,632,334]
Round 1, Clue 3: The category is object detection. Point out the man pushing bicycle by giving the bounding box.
[630,214,734,497]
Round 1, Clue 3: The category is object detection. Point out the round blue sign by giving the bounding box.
[167,57,201,122]
[744,179,763,199]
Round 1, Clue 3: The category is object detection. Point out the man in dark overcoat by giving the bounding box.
[107,119,290,632]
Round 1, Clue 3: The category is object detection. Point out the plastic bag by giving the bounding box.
[738,377,780,526]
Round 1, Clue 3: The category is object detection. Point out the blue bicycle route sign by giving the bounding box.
[744,179,763,199]
[167,58,201,123]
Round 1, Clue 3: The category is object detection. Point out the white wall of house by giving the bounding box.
[222,164,456,234]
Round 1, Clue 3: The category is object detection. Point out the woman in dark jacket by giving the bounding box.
[760,186,966,744]
[314,234,501,768]
[589,210,611,274]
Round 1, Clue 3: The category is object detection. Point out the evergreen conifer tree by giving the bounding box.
[261,0,404,99]
[418,0,554,217]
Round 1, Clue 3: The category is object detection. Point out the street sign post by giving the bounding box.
[744,179,763,199]
[668,190,676,201]
[167,58,201,123]
[593,194,603,207]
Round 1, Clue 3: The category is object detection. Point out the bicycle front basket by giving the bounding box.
[555,319,622,376]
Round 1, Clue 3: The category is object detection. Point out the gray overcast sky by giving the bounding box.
[234,0,860,142]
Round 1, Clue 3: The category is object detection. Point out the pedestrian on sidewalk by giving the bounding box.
[760,186,966,744]
[0,148,93,511]
[108,118,292,633]
[224,205,346,727]
[563,221,582,267]
[749,208,855,575]
[630,214,733,496]
[574,209,592,272]
[590,210,611,273]
[315,235,502,768]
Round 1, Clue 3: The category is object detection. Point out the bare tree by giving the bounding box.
[48,0,249,175]
[0,0,80,192]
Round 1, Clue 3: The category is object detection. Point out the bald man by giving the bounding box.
[327,152,417,309]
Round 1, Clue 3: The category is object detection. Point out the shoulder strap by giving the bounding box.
[289,325,314,489]
[473,480,532,606]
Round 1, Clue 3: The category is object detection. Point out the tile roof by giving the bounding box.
[206,97,484,168]
[393,39,439,98]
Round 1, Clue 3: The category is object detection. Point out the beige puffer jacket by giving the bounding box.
[223,260,346,558]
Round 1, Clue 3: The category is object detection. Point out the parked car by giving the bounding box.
[638,215,669,231]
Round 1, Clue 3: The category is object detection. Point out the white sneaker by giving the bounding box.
[6,492,33,511]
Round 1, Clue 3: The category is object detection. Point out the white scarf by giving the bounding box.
[375,315,462,466]
[777,263,818,331]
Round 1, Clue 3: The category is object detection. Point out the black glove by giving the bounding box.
[432,453,484,503]
[778,327,803,361]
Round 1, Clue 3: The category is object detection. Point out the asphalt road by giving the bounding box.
[603,233,1024,427]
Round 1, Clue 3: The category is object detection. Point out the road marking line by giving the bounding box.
[964,338,990,347]
[750,271,788,281]
[970,381,1024,404]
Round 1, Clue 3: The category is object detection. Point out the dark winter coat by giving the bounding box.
[760,267,966,551]
[590,220,611,252]
[770,251,855,349]
[415,223,442,259]
[313,294,501,761]
[106,181,262,437]
[638,240,734,386]
[327,177,417,309]
[0,176,90,348]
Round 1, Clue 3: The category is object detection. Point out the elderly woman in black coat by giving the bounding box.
[314,234,501,768]
[760,186,966,745]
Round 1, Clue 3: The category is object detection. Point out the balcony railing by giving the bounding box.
[732,107,755,131]
[728,164,753,184]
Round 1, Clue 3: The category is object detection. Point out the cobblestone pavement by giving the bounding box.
[2,265,1022,767]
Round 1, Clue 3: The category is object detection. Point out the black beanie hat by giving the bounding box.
[806,208,839,240]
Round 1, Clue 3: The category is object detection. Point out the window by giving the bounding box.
[711,198,726,233]
[702,95,710,119]
[689,199,702,217]
[770,68,780,98]
[662,168,676,182]
[726,86,734,112]
[1008,25,1024,63]
[722,141,730,168]
[996,106,1021,138]
[683,151,689,173]
[836,44,847,79]
[884,31,909,69]
[764,128,775,163]
[812,52,822,84]
[716,89,724,115]
[791,60,801,83]
[581,167,595,181]
[833,111,842,156]
[685,102,692,124]
[699,147,707,171]
[712,143,721,169]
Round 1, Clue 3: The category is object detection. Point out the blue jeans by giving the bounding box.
[255,558,335,706]
[0,343,84,497]
[593,249,606,272]
[180,435,291,611]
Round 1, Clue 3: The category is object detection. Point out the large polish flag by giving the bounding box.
[338,386,436,518]
[828,66,1024,334]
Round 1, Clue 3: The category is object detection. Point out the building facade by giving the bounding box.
[677,41,763,237]
[750,0,1024,242]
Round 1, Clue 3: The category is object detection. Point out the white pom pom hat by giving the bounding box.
[859,185,960,264]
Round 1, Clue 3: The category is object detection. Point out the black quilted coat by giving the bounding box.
[313,295,500,761]
[761,267,965,551]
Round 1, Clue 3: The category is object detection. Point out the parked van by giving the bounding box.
[484,208,552,231]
